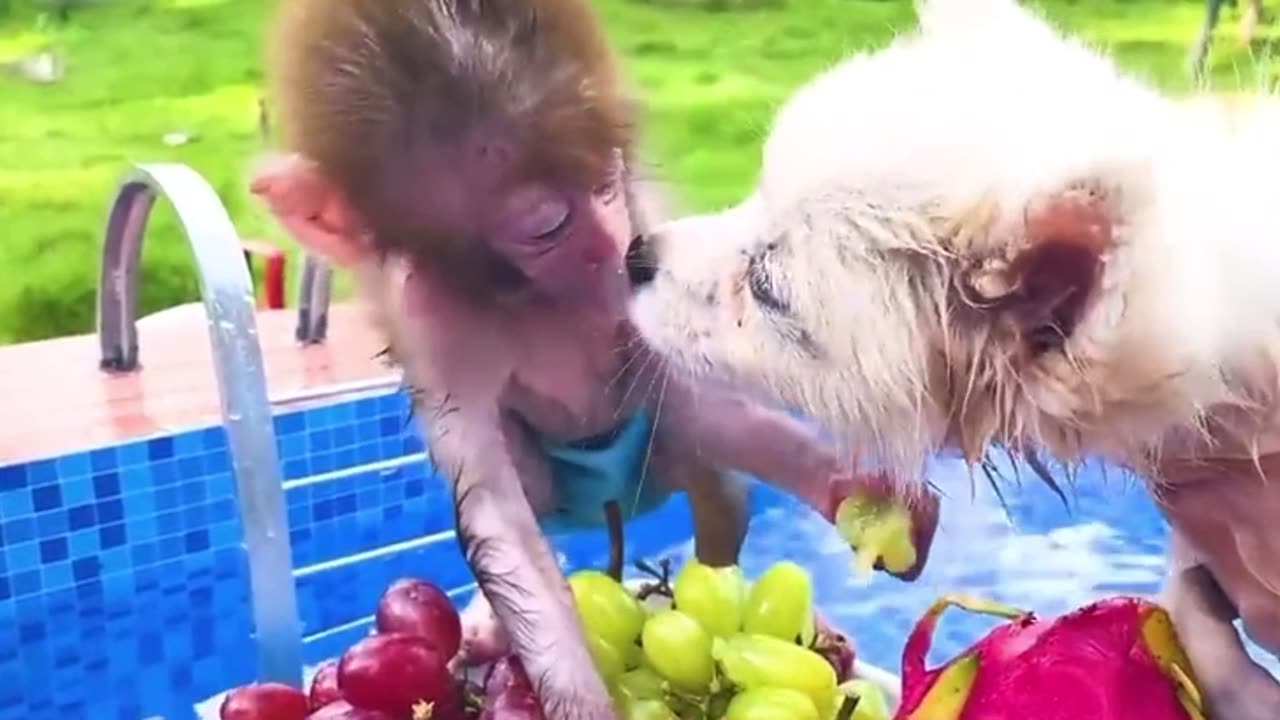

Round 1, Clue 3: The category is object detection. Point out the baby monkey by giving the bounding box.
[251,1,937,718]
[630,1,1280,718]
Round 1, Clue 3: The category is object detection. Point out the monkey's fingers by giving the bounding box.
[453,593,512,670]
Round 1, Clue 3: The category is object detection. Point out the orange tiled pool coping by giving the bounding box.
[0,302,393,464]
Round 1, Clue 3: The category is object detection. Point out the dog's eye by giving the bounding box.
[747,254,788,313]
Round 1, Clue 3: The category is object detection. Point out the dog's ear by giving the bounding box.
[957,181,1117,356]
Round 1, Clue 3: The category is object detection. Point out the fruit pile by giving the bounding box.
[220,577,475,719]
[576,557,891,720]
[218,560,890,720]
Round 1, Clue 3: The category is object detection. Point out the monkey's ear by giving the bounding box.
[957,182,1115,356]
[250,154,373,267]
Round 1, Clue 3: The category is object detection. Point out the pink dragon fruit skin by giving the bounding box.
[893,595,1207,720]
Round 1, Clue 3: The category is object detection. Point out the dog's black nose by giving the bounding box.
[625,233,658,287]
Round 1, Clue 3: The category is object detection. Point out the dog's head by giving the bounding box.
[630,0,1249,475]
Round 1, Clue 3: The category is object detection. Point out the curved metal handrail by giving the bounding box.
[294,253,332,345]
[96,163,304,688]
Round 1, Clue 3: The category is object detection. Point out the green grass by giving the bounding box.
[0,0,1276,343]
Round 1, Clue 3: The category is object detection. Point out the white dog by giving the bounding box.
[629,1,1280,717]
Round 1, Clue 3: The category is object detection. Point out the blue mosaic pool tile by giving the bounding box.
[62,475,95,507]
[0,463,27,493]
[1,390,490,714]
[53,452,90,480]
[297,534,470,638]
[31,483,62,512]
[0,387,447,720]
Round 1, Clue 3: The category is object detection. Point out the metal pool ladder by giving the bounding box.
[96,163,304,688]
[294,252,332,345]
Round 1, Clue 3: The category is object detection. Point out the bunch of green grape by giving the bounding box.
[567,559,894,720]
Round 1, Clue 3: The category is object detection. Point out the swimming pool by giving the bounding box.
[2,383,1274,720]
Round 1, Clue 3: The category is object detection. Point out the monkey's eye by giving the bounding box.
[520,199,572,242]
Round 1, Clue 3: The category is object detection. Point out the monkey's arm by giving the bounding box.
[1160,533,1280,720]
[419,383,616,719]
[385,266,615,719]
[661,377,841,510]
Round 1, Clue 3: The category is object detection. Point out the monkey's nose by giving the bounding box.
[625,233,658,287]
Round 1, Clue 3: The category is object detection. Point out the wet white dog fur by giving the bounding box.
[631,0,1280,477]
[630,0,1280,716]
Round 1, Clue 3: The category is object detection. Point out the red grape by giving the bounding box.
[338,633,452,716]
[306,700,396,719]
[376,578,463,659]
[309,660,344,710]
[219,682,310,720]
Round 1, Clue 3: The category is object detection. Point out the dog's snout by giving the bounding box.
[626,232,659,287]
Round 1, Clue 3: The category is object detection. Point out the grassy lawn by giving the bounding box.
[0,0,1274,343]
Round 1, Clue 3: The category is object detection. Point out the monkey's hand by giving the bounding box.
[826,471,939,583]
[1161,540,1280,720]
[452,592,511,670]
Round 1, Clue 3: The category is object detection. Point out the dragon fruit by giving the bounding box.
[893,594,1208,720]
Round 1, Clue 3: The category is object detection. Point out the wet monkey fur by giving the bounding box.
[251,1,933,718]
[265,0,633,298]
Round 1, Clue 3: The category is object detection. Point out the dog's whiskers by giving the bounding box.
[631,354,665,418]
[605,343,647,400]
[616,351,657,420]
[633,372,669,515]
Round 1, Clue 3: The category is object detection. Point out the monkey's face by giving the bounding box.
[343,138,638,319]
[485,154,635,315]
[631,0,1230,475]
[267,0,639,319]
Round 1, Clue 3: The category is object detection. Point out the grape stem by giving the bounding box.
[461,680,485,714]
[603,500,625,582]
[632,558,675,599]
[835,694,860,720]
